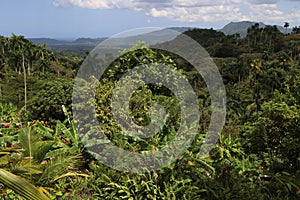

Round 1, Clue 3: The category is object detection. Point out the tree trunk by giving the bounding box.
[27,60,30,76]
[22,53,27,112]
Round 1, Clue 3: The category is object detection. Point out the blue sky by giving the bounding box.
[1,0,299,39]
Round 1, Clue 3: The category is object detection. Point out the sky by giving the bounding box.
[0,0,299,39]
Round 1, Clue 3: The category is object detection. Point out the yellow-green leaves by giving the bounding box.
[0,169,50,200]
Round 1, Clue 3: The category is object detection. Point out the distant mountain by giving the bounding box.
[29,38,70,45]
[73,38,106,44]
[28,37,107,55]
[220,21,292,37]
[28,23,293,55]
[108,28,181,46]
[168,27,195,33]
[29,27,192,47]
[28,28,190,55]
[29,37,106,46]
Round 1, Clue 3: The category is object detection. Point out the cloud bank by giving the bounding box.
[52,0,300,24]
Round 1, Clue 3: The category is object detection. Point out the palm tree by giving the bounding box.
[284,22,290,34]
[264,26,273,50]
[9,34,22,73]
[234,33,241,45]
[252,23,260,46]
[277,51,292,71]
[235,61,249,85]
[35,44,49,74]
[48,52,64,76]
[0,36,9,55]
[0,50,8,79]
[24,41,36,75]
[250,59,263,111]
[9,34,28,111]
[288,40,299,61]
[292,26,300,34]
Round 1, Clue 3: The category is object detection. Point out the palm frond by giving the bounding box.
[53,172,90,182]
[0,169,50,200]
[39,155,83,184]
[11,159,43,175]
[18,128,54,162]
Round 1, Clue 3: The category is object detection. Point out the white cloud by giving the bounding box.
[244,3,300,25]
[246,0,279,4]
[149,8,170,17]
[146,2,249,23]
[53,0,140,10]
[52,0,299,24]
[53,0,110,9]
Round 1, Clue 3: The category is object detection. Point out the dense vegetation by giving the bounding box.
[0,23,300,199]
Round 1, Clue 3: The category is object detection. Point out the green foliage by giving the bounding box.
[0,106,88,198]
[26,78,74,124]
[183,28,228,48]
[242,91,300,173]
[86,163,201,200]
[210,43,242,58]
[245,24,284,52]
[92,43,187,155]
[0,169,50,200]
[1,27,300,199]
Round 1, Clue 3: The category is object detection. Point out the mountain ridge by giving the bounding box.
[28,21,292,46]
[219,21,292,37]
[27,21,293,55]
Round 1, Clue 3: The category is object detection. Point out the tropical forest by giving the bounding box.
[0,23,300,199]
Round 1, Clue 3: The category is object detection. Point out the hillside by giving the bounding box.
[1,23,300,199]
[220,21,292,37]
[28,22,294,56]
[29,38,71,45]
[28,28,187,55]
[28,37,106,55]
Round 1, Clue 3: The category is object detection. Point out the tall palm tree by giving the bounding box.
[0,36,9,55]
[250,59,263,111]
[49,52,63,76]
[24,41,36,75]
[284,22,290,34]
[0,37,9,78]
[8,34,28,110]
[253,23,260,46]
[288,40,299,61]
[35,44,49,74]
[292,26,300,34]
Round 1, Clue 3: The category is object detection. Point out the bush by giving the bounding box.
[26,78,74,124]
